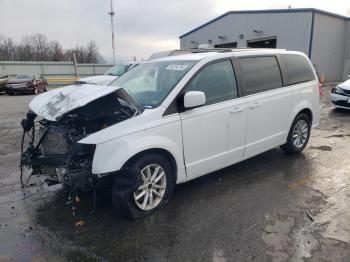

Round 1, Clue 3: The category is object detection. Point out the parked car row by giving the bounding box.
[76,62,138,86]
[0,71,48,95]
[0,62,138,96]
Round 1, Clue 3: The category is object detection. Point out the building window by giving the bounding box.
[214,42,237,48]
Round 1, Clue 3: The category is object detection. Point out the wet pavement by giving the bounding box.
[0,87,350,262]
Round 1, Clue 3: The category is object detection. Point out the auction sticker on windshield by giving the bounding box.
[166,64,189,71]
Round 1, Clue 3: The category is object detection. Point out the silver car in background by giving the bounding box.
[330,79,350,109]
[77,62,138,86]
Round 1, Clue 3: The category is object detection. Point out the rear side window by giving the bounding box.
[280,54,315,85]
[239,56,282,95]
[186,60,238,105]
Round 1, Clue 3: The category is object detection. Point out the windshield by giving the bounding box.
[109,60,196,108]
[16,75,33,79]
[105,64,131,76]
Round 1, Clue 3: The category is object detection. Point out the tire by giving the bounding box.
[112,153,175,219]
[44,85,48,92]
[281,113,311,154]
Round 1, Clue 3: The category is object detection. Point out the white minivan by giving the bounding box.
[22,49,320,218]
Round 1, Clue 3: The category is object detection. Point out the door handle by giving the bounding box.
[249,102,260,109]
[230,107,243,113]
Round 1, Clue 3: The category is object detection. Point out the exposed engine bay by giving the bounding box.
[20,88,142,194]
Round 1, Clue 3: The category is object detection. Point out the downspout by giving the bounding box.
[308,11,315,58]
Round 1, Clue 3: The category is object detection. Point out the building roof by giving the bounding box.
[179,8,350,39]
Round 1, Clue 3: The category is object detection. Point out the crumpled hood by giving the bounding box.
[338,79,350,91]
[78,75,117,86]
[29,84,121,121]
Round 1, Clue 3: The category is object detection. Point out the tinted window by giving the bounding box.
[280,54,315,85]
[239,56,282,95]
[186,60,238,105]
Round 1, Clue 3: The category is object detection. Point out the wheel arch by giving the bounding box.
[289,101,314,128]
[122,148,178,183]
[284,102,314,143]
[297,108,313,124]
[91,135,186,183]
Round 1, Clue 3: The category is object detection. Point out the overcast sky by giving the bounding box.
[0,0,349,63]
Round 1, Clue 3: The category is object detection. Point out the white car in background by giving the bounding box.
[77,62,138,85]
[330,79,350,109]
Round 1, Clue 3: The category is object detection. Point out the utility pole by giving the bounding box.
[108,0,116,64]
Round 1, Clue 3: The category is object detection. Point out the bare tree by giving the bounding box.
[30,34,49,61]
[17,36,34,61]
[0,34,105,63]
[85,41,101,63]
[49,40,64,61]
[0,37,16,61]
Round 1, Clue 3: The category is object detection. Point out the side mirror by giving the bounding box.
[183,91,206,109]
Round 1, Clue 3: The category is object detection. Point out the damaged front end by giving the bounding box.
[20,86,142,193]
[21,110,96,191]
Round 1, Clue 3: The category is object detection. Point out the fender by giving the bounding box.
[90,133,187,184]
[283,100,314,142]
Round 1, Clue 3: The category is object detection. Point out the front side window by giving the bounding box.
[109,60,196,108]
[186,60,238,105]
[239,56,282,95]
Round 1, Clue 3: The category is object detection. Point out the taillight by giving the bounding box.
[318,83,323,97]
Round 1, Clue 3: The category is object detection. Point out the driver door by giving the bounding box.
[180,60,246,180]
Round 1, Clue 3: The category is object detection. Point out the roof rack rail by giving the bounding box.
[174,47,287,54]
[148,48,287,60]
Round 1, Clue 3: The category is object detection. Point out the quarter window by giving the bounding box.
[280,54,315,85]
[186,60,238,105]
[239,56,282,95]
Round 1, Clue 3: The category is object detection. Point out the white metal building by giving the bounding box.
[180,8,350,81]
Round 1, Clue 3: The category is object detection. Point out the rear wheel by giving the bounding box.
[112,153,175,219]
[281,113,311,154]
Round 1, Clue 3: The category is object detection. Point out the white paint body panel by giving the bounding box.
[244,87,292,158]
[33,50,320,185]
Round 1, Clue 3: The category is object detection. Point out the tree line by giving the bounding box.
[0,34,105,63]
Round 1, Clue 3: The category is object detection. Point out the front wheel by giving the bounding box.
[281,113,311,154]
[112,153,175,219]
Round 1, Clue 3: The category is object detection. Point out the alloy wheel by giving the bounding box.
[133,164,167,211]
[292,119,309,148]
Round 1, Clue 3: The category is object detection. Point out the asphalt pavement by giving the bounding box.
[0,86,349,262]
